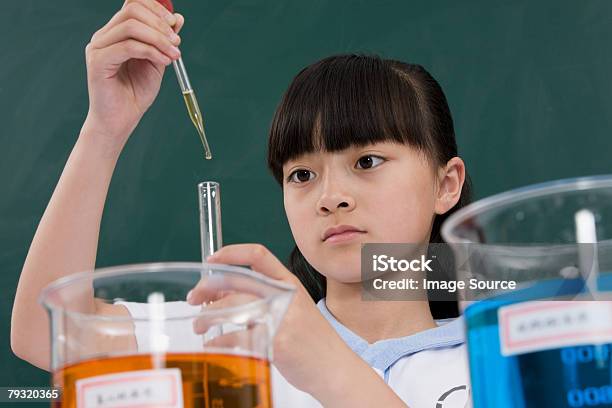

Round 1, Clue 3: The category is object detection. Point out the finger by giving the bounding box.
[187,272,278,306]
[187,264,296,307]
[124,0,176,24]
[208,293,259,309]
[186,277,232,304]
[95,2,177,41]
[186,286,237,305]
[192,294,260,333]
[203,334,238,348]
[91,19,180,61]
[173,13,184,34]
[193,316,220,335]
[201,328,267,349]
[94,39,172,68]
[207,244,293,281]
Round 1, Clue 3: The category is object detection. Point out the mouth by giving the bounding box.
[324,230,367,244]
[322,225,367,244]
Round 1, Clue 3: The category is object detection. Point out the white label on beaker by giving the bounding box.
[499,301,612,356]
[75,368,183,408]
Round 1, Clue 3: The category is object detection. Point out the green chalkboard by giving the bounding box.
[2,0,612,388]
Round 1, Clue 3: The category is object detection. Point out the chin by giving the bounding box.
[317,259,362,283]
[301,242,364,281]
[320,271,363,284]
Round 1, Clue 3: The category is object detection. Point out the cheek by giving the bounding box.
[372,179,436,243]
[284,194,311,246]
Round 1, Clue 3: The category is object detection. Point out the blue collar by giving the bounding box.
[316,298,466,372]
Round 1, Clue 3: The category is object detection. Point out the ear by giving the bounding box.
[434,157,466,215]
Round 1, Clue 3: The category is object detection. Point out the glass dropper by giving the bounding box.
[173,57,212,159]
[155,0,212,159]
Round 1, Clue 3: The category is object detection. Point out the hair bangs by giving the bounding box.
[268,54,434,184]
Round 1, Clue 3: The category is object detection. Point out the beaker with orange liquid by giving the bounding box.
[40,263,294,408]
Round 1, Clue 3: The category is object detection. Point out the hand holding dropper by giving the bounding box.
[157,0,212,159]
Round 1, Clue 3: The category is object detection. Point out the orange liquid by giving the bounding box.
[52,353,272,408]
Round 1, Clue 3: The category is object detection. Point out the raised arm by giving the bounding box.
[10,0,184,371]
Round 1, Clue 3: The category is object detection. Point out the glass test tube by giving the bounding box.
[199,181,222,263]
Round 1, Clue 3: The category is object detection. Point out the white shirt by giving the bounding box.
[117,298,471,407]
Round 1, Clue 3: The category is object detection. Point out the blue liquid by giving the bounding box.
[465,275,612,407]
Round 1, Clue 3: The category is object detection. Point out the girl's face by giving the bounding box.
[282,141,451,283]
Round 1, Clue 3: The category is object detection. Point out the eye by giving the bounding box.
[287,169,315,184]
[355,155,385,169]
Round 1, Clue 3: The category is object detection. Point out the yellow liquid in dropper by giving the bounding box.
[182,89,212,160]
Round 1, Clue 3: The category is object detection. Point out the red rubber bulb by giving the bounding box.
[156,0,174,13]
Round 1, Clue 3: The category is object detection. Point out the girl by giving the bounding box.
[11,0,472,406]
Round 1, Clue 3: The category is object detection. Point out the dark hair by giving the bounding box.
[267,54,472,316]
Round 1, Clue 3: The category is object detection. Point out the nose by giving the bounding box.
[316,178,356,215]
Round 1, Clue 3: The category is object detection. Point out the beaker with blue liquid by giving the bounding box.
[442,176,612,408]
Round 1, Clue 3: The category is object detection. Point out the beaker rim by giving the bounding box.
[442,174,612,244]
[39,261,295,323]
